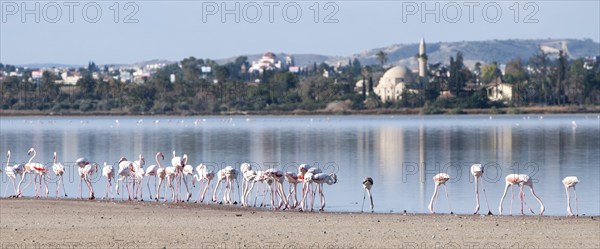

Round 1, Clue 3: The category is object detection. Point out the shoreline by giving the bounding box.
[1,198,599,248]
[1,105,599,116]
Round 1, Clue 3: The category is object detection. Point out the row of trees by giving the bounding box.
[1,50,599,114]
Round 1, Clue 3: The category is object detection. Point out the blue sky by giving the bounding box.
[1,1,599,65]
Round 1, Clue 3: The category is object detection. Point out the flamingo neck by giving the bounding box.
[28,150,36,164]
[156,154,163,168]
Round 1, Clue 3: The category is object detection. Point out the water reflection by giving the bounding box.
[1,115,598,215]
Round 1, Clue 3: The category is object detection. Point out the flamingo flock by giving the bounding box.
[2,149,584,216]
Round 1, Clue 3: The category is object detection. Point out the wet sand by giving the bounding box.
[1,198,598,249]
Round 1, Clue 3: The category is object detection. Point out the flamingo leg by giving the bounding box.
[528,186,545,215]
[474,176,480,214]
[361,188,366,212]
[443,184,452,214]
[319,184,326,211]
[573,186,579,216]
[480,176,492,215]
[428,183,439,214]
[565,186,572,216]
[367,188,374,212]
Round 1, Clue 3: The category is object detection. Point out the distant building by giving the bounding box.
[486,77,513,102]
[373,38,427,102]
[61,71,81,85]
[249,52,282,73]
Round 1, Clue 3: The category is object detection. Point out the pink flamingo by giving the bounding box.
[102,162,114,200]
[51,152,67,198]
[265,168,288,210]
[284,172,300,208]
[470,164,492,215]
[499,174,545,215]
[562,176,579,216]
[361,177,374,213]
[144,152,164,201]
[428,173,452,214]
[193,164,215,204]
[26,148,49,198]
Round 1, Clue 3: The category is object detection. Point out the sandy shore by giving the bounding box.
[1,198,598,249]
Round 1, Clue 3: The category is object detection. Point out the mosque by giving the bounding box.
[360,38,429,102]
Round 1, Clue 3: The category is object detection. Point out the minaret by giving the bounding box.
[418,37,427,78]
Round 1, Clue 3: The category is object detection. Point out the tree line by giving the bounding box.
[1,50,599,114]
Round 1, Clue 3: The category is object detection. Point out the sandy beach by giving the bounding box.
[0,199,598,249]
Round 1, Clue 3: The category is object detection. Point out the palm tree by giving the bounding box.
[376,50,388,68]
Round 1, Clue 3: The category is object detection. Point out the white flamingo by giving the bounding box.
[171,151,191,201]
[562,176,579,216]
[212,166,238,204]
[361,177,374,213]
[240,163,253,206]
[164,166,177,202]
[307,172,337,211]
[470,164,492,215]
[51,152,67,198]
[132,154,145,200]
[428,173,452,214]
[4,151,25,197]
[299,166,322,211]
[193,164,215,204]
[102,162,114,200]
[144,152,164,201]
[78,160,98,200]
[116,157,134,200]
[499,174,545,215]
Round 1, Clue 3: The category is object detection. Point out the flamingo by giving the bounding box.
[102,162,114,200]
[212,166,238,204]
[132,154,145,200]
[116,157,134,200]
[265,169,288,209]
[164,166,177,202]
[133,166,145,201]
[284,172,300,208]
[183,164,194,189]
[361,177,374,213]
[240,163,253,206]
[428,173,452,214]
[4,151,25,197]
[499,174,545,215]
[78,159,98,200]
[298,166,322,211]
[193,164,215,204]
[144,152,164,201]
[246,170,267,207]
[51,152,68,198]
[171,151,191,201]
[25,148,49,198]
[470,164,492,215]
[306,173,337,211]
[562,176,579,216]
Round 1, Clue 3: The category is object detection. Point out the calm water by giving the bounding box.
[1,115,599,216]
